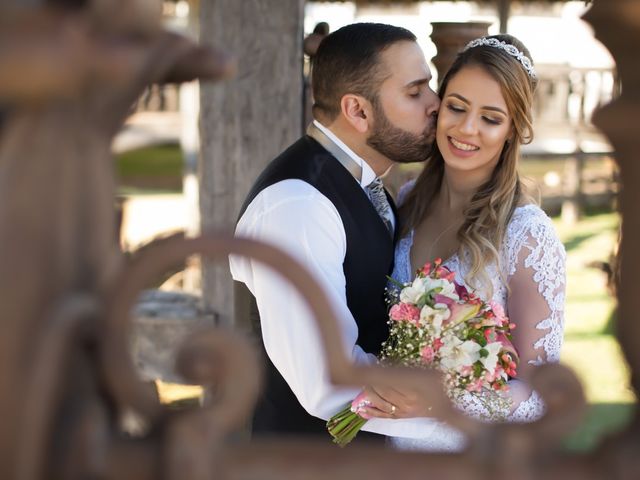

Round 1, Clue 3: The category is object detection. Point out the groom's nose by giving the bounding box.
[425,89,440,118]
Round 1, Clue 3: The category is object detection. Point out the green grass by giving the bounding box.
[115,144,183,193]
[557,212,619,339]
[115,144,183,177]
[563,402,635,452]
[554,210,636,451]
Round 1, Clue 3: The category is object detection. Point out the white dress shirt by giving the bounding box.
[229,122,437,438]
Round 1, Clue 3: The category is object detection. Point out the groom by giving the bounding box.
[230,23,440,438]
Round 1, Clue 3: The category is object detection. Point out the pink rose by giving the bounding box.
[389,303,420,324]
[421,346,436,363]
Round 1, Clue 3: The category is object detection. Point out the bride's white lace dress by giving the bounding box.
[389,183,566,452]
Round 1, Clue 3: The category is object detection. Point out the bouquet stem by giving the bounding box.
[326,404,368,447]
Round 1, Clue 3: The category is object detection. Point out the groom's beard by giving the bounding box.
[367,102,436,164]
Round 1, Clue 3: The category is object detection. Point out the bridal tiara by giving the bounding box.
[463,37,537,80]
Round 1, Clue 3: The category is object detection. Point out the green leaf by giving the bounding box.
[386,275,406,289]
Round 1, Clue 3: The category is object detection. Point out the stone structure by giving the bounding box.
[132,290,215,383]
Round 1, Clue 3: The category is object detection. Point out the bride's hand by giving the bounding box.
[357,385,432,419]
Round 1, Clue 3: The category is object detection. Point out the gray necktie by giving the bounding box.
[308,123,394,236]
[366,178,394,237]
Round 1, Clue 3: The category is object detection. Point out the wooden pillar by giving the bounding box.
[199,0,304,326]
[180,0,203,293]
[561,152,585,225]
[497,0,510,34]
[584,0,640,431]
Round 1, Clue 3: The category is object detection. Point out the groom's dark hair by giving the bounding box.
[311,23,416,122]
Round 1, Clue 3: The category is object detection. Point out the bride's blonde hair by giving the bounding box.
[399,34,538,296]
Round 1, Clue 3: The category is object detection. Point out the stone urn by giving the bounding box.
[430,21,492,86]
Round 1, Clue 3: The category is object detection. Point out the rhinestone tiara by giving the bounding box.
[463,37,537,80]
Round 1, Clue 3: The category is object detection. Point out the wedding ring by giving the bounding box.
[390,404,397,416]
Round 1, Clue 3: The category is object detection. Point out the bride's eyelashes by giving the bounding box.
[482,116,503,126]
[445,103,504,126]
[446,103,465,113]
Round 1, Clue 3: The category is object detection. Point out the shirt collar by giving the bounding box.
[312,120,378,188]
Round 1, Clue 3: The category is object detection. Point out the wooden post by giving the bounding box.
[179,0,205,294]
[561,152,585,225]
[199,0,304,327]
[497,0,510,34]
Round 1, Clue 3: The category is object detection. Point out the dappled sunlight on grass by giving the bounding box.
[564,297,614,337]
[554,210,634,404]
[553,210,636,450]
[556,211,620,339]
[561,336,635,404]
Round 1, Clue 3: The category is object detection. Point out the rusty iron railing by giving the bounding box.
[0,1,638,480]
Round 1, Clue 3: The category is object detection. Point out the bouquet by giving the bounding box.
[327,258,519,447]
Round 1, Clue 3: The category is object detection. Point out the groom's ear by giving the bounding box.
[340,94,371,133]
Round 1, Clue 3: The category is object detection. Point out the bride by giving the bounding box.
[360,34,566,451]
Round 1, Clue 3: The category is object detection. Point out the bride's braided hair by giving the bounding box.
[399,34,538,297]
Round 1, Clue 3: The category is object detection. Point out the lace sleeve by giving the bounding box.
[504,210,566,421]
[452,209,566,423]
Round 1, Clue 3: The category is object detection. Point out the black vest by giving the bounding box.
[237,135,395,438]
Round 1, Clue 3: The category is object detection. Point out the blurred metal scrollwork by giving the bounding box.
[0,1,637,480]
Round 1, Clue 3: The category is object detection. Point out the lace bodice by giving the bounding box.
[389,183,566,452]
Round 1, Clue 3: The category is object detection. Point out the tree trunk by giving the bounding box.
[199,0,304,326]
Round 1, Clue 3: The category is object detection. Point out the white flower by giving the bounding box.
[439,336,481,370]
[400,278,427,304]
[420,304,450,331]
[423,277,459,301]
[479,342,503,372]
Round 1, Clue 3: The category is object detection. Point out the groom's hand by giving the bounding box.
[359,385,432,419]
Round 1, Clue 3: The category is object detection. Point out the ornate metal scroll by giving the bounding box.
[0,1,638,480]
